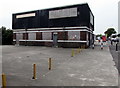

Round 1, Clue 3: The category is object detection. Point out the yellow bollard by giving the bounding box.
[32,64,36,79]
[78,48,80,53]
[2,73,6,88]
[71,49,74,57]
[84,45,86,49]
[82,45,85,49]
[75,49,77,54]
[81,46,83,49]
[49,58,52,70]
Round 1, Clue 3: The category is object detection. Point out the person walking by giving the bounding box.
[111,40,113,45]
[101,41,103,50]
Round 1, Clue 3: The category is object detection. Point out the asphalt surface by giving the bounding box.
[2,43,118,86]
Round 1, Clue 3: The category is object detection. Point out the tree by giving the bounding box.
[104,28,116,38]
[0,26,13,45]
[96,34,102,37]
[96,34,102,39]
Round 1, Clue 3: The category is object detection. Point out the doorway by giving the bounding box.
[53,32,58,47]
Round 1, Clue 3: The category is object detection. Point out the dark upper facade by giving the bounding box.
[12,3,94,31]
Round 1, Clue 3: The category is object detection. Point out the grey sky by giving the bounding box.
[0,0,119,34]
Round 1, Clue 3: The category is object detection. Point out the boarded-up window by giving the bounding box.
[23,33,28,40]
[42,32,52,40]
[58,32,68,40]
[58,32,63,40]
[16,33,23,40]
[28,33,36,40]
[68,31,80,40]
[13,33,16,39]
[36,32,42,40]
[80,31,86,41]
[49,7,77,19]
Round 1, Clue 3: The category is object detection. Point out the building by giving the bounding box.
[12,3,94,48]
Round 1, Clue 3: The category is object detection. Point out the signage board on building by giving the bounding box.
[49,7,77,19]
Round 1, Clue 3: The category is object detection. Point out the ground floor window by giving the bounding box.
[42,32,52,40]
[28,32,36,40]
[68,31,80,40]
[16,33,23,40]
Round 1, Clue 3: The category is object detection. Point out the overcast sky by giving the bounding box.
[0,0,119,34]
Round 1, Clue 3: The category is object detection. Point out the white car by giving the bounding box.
[111,37,119,42]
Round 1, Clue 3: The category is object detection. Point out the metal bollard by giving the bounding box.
[116,42,118,51]
[49,58,52,70]
[71,49,74,57]
[2,73,6,88]
[101,42,103,50]
[32,64,36,79]
[92,44,94,49]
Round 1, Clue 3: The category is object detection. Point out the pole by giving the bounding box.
[116,42,118,51]
[49,58,52,70]
[71,49,74,57]
[2,73,6,88]
[78,47,80,53]
[92,44,94,49]
[101,42,103,50]
[32,64,36,79]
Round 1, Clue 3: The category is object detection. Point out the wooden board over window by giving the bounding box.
[80,31,86,41]
[36,32,42,40]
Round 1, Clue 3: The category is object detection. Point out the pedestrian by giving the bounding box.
[98,39,100,43]
[111,40,113,45]
[101,42,103,50]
